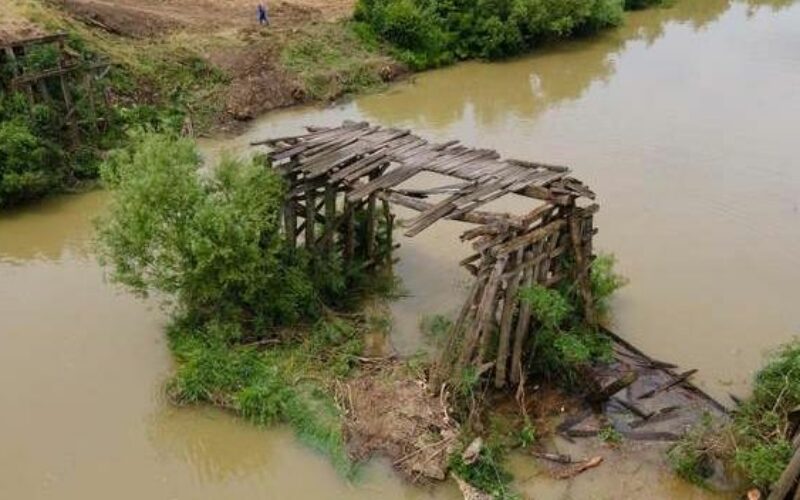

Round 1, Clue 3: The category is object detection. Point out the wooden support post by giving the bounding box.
[510,246,535,385]
[83,72,99,133]
[344,201,356,267]
[472,256,507,366]
[36,79,53,104]
[324,183,337,256]
[382,199,394,267]
[284,173,298,248]
[364,170,380,261]
[495,248,524,388]
[453,274,489,377]
[569,206,595,326]
[365,191,377,260]
[305,183,316,251]
[5,47,34,106]
[432,276,483,387]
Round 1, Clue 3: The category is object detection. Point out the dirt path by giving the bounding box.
[2,0,355,42]
[61,0,355,37]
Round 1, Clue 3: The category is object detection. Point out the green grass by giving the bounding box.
[281,21,394,101]
[167,315,368,476]
[449,437,519,500]
[668,341,800,489]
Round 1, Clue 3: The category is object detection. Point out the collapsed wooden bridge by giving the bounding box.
[1,33,109,141]
[256,120,598,389]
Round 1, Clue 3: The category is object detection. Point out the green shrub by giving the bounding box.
[355,0,625,68]
[96,133,318,336]
[281,22,389,101]
[517,254,622,388]
[0,116,62,206]
[0,36,116,208]
[668,341,800,489]
[731,341,800,487]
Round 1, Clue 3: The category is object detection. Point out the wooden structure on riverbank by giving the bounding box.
[0,32,109,141]
[256,120,597,389]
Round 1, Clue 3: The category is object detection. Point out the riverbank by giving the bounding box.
[2,0,401,131]
[1,0,671,210]
[1,0,672,138]
[3,0,799,498]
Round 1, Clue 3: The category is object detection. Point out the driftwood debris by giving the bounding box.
[257,120,597,390]
[549,456,604,479]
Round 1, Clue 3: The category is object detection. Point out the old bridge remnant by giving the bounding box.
[1,32,109,142]
[257,120,598,389]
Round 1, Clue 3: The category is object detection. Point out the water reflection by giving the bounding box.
[356,0,740,130]
[0,190,106,264]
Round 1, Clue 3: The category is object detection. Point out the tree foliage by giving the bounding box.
[96,133,318,338]
[354,0,626,69]
[0,94,64,206]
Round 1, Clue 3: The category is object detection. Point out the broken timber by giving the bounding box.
[0,33,110,144]
[256,120,597,390]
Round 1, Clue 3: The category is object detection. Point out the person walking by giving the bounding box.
[257,2,269,26]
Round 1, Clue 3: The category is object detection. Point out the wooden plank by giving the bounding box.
[476,257,508,365]
[378,191,506,226]
[491,220,567,257]
[11,61,107,86]
[495,249,524,388]
[305,184,316,251]
[346,164,423,202]
[456,268,505,373]
[637,369,698,400]
[323,184,337,255]
[507,158,570,173]
[283,174,298,248]
[569,209,595,325]
[365,171,378,259]
[301,126,397,176]
[0,32,68,49]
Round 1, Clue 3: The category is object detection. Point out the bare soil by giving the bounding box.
[2,0,380,127]
[59,0,354,38]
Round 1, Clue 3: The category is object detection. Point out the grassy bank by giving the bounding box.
[1,1,393,208]
[352,0,664,70]
[2,0,670,208]
[668,341,800,493]
[95,131,400,474]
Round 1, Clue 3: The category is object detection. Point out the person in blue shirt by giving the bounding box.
[257,3,269,26]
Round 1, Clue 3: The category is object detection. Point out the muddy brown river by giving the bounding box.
[2,0,799,498]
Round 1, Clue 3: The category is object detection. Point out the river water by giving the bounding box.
[2,0,798,498]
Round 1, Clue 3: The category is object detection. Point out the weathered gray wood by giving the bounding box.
[495,249,524,388]
[304,183,316,251]
[324,184,337,255]
[569,208,595,325]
